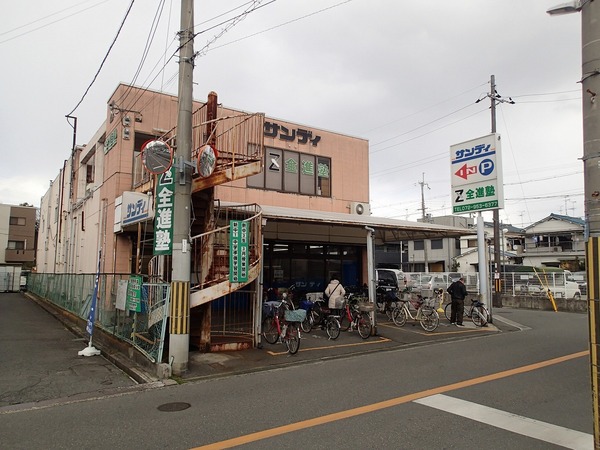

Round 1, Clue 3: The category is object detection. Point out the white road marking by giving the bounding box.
[492,314,532,331]
[414,394,592,450]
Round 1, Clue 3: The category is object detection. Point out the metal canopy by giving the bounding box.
[253,204,475,244]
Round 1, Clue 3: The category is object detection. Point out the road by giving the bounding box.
[0,307,592,449]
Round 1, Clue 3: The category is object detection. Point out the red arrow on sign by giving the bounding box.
[455,163,477,180]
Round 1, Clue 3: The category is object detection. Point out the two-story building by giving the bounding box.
[35,83,471,357]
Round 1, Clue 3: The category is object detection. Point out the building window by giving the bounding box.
[317,157,331,197]
[431,239,443,250]
[9,217,26,226]
[8,240,25,250]
[414,240,424,250]
[247,147,331,197]
[86,164,94,183]
[455,238,461,250]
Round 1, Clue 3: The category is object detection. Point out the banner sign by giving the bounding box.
[85,251,102,337]
[127,275,143,313]
[153,167,175,255]
[450,133,504,214]
[229,220,249,283]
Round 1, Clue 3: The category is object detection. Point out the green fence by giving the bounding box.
[28,273,170,363]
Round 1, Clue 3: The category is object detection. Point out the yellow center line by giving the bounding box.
[266,336,391,356]
[192,350,589,450]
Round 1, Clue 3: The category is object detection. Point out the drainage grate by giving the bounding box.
[157,402,191,412]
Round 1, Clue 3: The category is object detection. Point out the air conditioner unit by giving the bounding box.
[350,202,371,216]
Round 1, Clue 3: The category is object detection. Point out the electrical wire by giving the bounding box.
[115,0,167,109]
[0,0,112,45]
[66,0,136,117]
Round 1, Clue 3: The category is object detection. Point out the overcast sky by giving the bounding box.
[1,0,584,228]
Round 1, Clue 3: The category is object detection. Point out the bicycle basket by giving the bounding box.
[284,309,307,323]
[358,302,375,312]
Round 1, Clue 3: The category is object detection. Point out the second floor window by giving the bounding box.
[248,147,332,198]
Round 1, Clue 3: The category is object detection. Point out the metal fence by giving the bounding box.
[28,273,170,363]
[406,271,585,300]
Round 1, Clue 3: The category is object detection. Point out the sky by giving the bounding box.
[1,0,585,228]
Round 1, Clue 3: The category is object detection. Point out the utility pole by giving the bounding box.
[418,172,430,272]
[490,75,502,309]
[169,0,194,376]
[547,2,600,444]
[581,4,600,445]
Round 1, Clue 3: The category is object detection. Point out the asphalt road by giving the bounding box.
[0,300,592,449]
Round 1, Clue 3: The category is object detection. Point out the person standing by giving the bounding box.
[447,276,468,326]
[324,276,346,311]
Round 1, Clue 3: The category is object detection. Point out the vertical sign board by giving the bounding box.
[229,220,249,283]
[451,133,504,214]
[153,167,175,255]
[127,275,143,312]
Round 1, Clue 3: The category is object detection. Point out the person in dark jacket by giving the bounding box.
[447,277,468,326]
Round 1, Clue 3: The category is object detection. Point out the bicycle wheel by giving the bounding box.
[339,308,351,331]
[420,309,439,332]
[262,317,279,344]
[285,323,301,354]
[326,317,341,340]
[392,306,407,327]
[357,314,372,339]
[471,306,489,327]
[444,303,452,321]
[312,303,324,328]
[385,304,394,321]
[300,310,313,333]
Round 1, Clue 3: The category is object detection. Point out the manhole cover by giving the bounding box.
[157,402,191,412]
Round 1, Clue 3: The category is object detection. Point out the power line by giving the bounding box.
[0,0,112,45]
[66,0,136,117]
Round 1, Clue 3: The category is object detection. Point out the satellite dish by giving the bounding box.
[197,144,218,178]
[141,140,173,175]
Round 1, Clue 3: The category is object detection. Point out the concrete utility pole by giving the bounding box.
[169,0,194,375]
[548,1,600,445]
[418,172,430,273]
[490,75,502,309]
[581,2,600,445]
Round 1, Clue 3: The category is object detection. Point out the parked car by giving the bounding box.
[418,274,450,292]
[569,272,587,296]
[375,268,412,290]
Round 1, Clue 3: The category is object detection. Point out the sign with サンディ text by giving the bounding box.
[450,133,504,214]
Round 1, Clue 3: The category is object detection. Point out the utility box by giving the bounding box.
[0,266,22,292]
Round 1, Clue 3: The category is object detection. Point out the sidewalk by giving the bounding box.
[0,293,144,410]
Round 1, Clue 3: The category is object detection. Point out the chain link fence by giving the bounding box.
[28,273,170,363]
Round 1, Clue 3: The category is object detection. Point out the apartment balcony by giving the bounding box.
[5,248,35,263]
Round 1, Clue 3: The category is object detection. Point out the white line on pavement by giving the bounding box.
[414,394,592,450]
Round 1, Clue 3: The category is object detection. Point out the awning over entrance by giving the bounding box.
[254,204,475,244]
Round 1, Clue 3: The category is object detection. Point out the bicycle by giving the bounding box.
[262,298,305,354]
[444,298,489,327]
[339,296,372,339]
[298,299,341,340]
[392,294,439,332]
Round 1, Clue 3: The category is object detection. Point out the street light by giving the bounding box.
[546,1,588,15]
